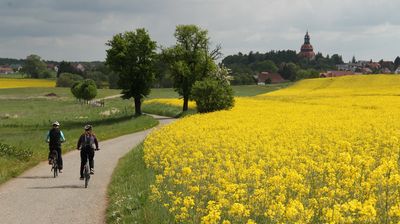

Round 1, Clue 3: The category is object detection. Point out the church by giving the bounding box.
[299,31,315,59]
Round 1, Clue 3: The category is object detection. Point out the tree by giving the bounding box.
[394,56,400,69]
[163,24,219,111]
[80,79,97,102]
[250,60,278,73]
[70,79,97,103]
[191,66,234,113]
[352,56,356,64]
[106,28,157,116]
[331,54,344,64]
[71,81,83,102]
[57,61,80,77]
[21,54,47,78]
[279,63,299,81]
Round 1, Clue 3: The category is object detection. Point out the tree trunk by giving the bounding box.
[183,95,189,111]
[134,97,142,116]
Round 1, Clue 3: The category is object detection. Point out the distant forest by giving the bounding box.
[222,50,344,84]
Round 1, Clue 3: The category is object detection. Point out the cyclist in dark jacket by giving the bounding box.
[45,121,66,172]
[76,124,99,180]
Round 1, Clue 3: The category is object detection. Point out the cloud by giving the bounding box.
[1,0,400,61]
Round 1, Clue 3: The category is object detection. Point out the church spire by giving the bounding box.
[304,31,310,44]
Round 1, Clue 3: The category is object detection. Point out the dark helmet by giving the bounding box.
[84,124,92,131]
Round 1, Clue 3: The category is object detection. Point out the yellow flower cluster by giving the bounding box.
[144,75,400,223]
[0,78,55,89]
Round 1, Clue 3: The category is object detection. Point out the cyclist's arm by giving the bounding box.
[94,136,99,150]
[45,131,50,142]
[60,131,66,142]
[76,135,83,149]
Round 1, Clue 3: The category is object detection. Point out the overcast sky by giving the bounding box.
[1,0,399,62]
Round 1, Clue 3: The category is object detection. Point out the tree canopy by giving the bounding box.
[106,28,157,116]
[163,24,219,111]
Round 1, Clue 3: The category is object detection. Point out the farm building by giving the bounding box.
[257,72,286,84]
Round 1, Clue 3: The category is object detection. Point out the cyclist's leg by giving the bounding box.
[89,148,95,169]
[56,147,63,170]
[80,149,87,178]
[48,146,54,164]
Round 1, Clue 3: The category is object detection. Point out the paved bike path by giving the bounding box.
[0,115,175,224]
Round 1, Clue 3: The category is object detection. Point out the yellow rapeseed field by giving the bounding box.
[144,75,400,223]
[0,78,55,89]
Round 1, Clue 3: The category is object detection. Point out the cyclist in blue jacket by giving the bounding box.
[76,124,99,180]
[45,121,66,172]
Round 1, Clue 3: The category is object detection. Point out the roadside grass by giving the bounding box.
[142,102,196,118]
[0,87,158,184]
[107,143,173,224]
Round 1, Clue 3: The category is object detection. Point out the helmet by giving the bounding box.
[52,121,60,126]
[84,124,92,131]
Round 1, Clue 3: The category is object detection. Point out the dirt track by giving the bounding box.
[0,115,175,224]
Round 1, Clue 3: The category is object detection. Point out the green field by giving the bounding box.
[143,83,292,117]
[0,87,157,184]
[0,84,291,184]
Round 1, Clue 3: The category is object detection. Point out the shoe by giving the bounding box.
[59,170,63,173]
[48,159,52,165]
[90,168,94,175]
[80,176,84,180]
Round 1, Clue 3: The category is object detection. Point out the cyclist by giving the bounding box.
[45,121,66,173]
[76,124,99,180]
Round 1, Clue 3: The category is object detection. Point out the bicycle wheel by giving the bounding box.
[53,161,58,178]
[51,150,58,178]
[84,162,90,188]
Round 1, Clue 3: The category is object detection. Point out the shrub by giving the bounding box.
[191,78,234,113]
[70,79,97,102]
[56,73,83,87]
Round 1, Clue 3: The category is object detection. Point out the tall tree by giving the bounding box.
[57,61,78,77]
[106,28,157,116]
[163,25,219,111]
[394,56,400,68]
[21,54,46,78]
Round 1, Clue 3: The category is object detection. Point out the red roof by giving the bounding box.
[258,72,286,83]
[0,66,13,74]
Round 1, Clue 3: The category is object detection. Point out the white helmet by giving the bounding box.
[52,121,60,126]
[84,124,92,130]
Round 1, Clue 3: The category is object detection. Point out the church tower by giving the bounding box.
[299,31,315,59]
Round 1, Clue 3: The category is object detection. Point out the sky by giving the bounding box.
[1,0,400,62]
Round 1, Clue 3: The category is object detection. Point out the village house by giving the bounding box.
[74,63,86,73]
[0,66,14,74]
[257,72,286,84]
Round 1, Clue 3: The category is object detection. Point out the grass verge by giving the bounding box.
[142,102,196,118]
[107,143,173,224]
[0,115,158,184]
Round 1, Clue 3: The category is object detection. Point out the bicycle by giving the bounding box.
[50,150,58,178]
[82,151,90,188]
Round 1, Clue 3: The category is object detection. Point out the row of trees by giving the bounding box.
[222,51,344,83]
[106,25,234,116]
